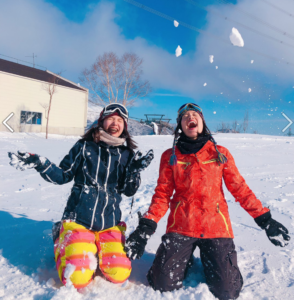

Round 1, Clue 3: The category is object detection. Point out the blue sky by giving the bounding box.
[1,0,294,135]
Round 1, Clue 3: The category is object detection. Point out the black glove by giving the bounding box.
[8,151,47,171]
[255,211,290,247]
[127,149,154,175]
[125,217,157,260]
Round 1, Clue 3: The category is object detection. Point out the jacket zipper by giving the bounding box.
[177,161,191,169]
[90,148,101,230]
[167,201,181,230]
[217,203,231,237]
[100,148,111,230]
[202,158,218,164]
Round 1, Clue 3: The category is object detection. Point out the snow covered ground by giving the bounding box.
[0,132,294,299]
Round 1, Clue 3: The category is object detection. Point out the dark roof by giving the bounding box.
[0,58,85,91]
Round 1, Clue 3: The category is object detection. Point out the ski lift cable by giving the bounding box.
[260,0,294,18]
[123,0,294,66]
[216,0,294,40]
[182,0,294,49]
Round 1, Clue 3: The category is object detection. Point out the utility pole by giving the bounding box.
[26,53,37,68]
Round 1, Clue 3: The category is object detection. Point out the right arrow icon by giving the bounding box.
[281,112,293,132]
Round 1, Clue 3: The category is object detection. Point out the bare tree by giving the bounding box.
[80,52,151,107]
[237,123,243,133]
[242,111,249,133]
[216,122,231,133]
[286,128,293,136]
[216,115,254,134]
[231,120,239,133]
[42,73,60,139]
[39,102,49,118]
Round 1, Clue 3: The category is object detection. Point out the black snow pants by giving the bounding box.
[147,233,243,300]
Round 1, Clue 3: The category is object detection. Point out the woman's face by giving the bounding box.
[181,110,203,139]
[103,115,124,137]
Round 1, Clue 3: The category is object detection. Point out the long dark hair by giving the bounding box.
[81,124,137,151]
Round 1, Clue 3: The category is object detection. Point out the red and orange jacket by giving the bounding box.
[144,141,269,239]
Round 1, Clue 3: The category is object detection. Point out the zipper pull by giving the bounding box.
[195,154,199,162]
[217,203,220,213]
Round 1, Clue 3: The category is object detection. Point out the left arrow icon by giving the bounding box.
[3,113,14,132]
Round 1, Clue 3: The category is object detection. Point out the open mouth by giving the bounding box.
[108,127,119,134]
[188,121,197,128]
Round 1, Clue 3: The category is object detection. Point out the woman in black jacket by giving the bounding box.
[8,103,154,289]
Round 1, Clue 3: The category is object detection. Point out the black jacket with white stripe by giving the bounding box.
[37,140,140,231]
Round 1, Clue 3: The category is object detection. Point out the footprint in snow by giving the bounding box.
[274,185,283,189]
[15,188,35,193]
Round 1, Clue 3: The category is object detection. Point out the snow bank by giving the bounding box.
[127,119,154,136]
[151,122,158,135]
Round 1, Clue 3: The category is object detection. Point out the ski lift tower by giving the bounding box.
[144,114,171,125]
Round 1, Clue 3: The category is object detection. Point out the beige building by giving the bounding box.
[0,58,88,136]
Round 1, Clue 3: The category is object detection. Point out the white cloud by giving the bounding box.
[1,0,294,103]
[131,98,155,107]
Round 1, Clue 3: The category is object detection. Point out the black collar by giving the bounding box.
[177,134,211,154]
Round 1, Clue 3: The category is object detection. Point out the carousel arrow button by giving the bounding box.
[281,112,293,132]
[2,113,14,132]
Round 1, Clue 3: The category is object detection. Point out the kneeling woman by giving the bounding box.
[8,103,153,289]
[126,103,290,300]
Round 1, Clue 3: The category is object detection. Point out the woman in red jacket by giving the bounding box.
[125,103,290,300]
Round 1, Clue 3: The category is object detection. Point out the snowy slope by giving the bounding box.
[0,132,294,299]
[127,119,154,136]
[86,104,103,129]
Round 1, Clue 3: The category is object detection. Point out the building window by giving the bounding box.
[20,111,42,125]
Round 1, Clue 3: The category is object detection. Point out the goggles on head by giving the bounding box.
[103,103,129,121]
[177,103,202,122]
